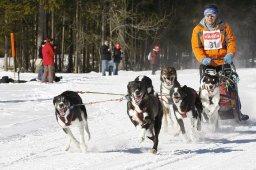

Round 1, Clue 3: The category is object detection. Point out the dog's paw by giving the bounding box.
[74,141,80,149]
[142,117,151,128]
[80,145,88,153]
[64,145,70,151]
[138,137,145,143]
[197,121,202,131]
[191,134,200,143]
[173,131,180,137]
[149,149,157,154]
[181,134,191,143]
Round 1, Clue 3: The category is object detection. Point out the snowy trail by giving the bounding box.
[0,69,256,170]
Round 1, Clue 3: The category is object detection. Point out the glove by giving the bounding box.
[201,57,212,65]
[224,53,233,64]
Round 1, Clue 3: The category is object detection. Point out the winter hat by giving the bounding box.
[204,8,218,16]
[104,41,108,46]
[203,4,219,16]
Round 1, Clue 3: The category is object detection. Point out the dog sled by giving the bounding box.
[202,60,246,121]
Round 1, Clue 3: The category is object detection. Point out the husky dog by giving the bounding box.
[172,86,202,142]
[200,74,220,131]
[127,77,163,153]
[53,91,90,152]
[135,75,155,95]
[160,66,180,132]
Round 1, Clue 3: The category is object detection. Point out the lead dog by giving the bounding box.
[200,74,220,131]
[135,75,155,95]
[160,66,180,132]
[53,91,90,152]
[127,77,163,153]
[172,86,202,142]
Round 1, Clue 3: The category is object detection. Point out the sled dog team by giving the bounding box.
[53,66,222,154]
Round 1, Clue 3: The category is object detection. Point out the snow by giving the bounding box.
[0,59,256,170]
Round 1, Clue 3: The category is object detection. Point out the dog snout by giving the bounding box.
[173,92,178,97]
[135,90,141,96]
[209,85,213,89]
[58,103,64,108]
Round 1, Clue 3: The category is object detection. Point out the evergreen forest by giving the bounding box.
[0,0,255,73]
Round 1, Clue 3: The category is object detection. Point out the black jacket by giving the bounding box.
[113,48,122,63]
[102,45,111,60]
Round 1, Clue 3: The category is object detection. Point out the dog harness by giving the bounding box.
[209,96,213,105]
[58,114,73,126]
[135,110,144,123]
[57,106,76,126]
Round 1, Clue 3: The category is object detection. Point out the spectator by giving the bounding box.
[36,40,45,78]
[148,45,160,75]
[101,41,112,76]
[112,43,122,75]
[42,38,55,83]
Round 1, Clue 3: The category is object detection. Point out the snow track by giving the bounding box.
[0,69,256,170]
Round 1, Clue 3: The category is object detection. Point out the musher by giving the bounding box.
[191,4,249,121]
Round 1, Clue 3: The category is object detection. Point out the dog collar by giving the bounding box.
[57,111,75,126]
[209,96,213,105]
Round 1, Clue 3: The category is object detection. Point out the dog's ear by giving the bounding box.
[160,74,163,82]
[202,76,206,83]
[181,85,188,97]
[134,76,139,82]
[53,96,58,105]
[160,68,164,81]
[127,81,132,94]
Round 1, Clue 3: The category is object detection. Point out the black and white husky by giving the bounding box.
[53,91,90,152]
[127,76,163,153]
[200,74,220,131]
[172,86,202,142]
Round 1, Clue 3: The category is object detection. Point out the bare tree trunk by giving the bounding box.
[100,2,106,72]
[4,34,8,71]
[61,15,65,71]
[74,0,79,73]
[37,4,46,56]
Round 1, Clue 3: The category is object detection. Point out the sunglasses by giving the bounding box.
[205,14,217,18]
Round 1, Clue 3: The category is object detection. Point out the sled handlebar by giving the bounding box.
[211,58,223,61]
[211,58,234,66]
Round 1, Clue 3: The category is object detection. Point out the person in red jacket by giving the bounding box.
[42,38,55,83]
[149,45,160,75]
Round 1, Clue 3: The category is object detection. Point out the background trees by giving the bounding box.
[0,0,255,72]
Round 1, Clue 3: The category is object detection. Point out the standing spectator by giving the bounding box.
[37,41,45,79]
[42,38,55,83]
[149,45,160,75]
[101,41,112,76]
[112,43,122,75]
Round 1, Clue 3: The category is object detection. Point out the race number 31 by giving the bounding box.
[203,30,222,50]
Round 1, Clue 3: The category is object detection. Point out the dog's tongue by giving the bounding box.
[165,79,172,86]
[208,89,214,93]
[173,97,180,103]
[135,95,142,102]
[59,107,67,116]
